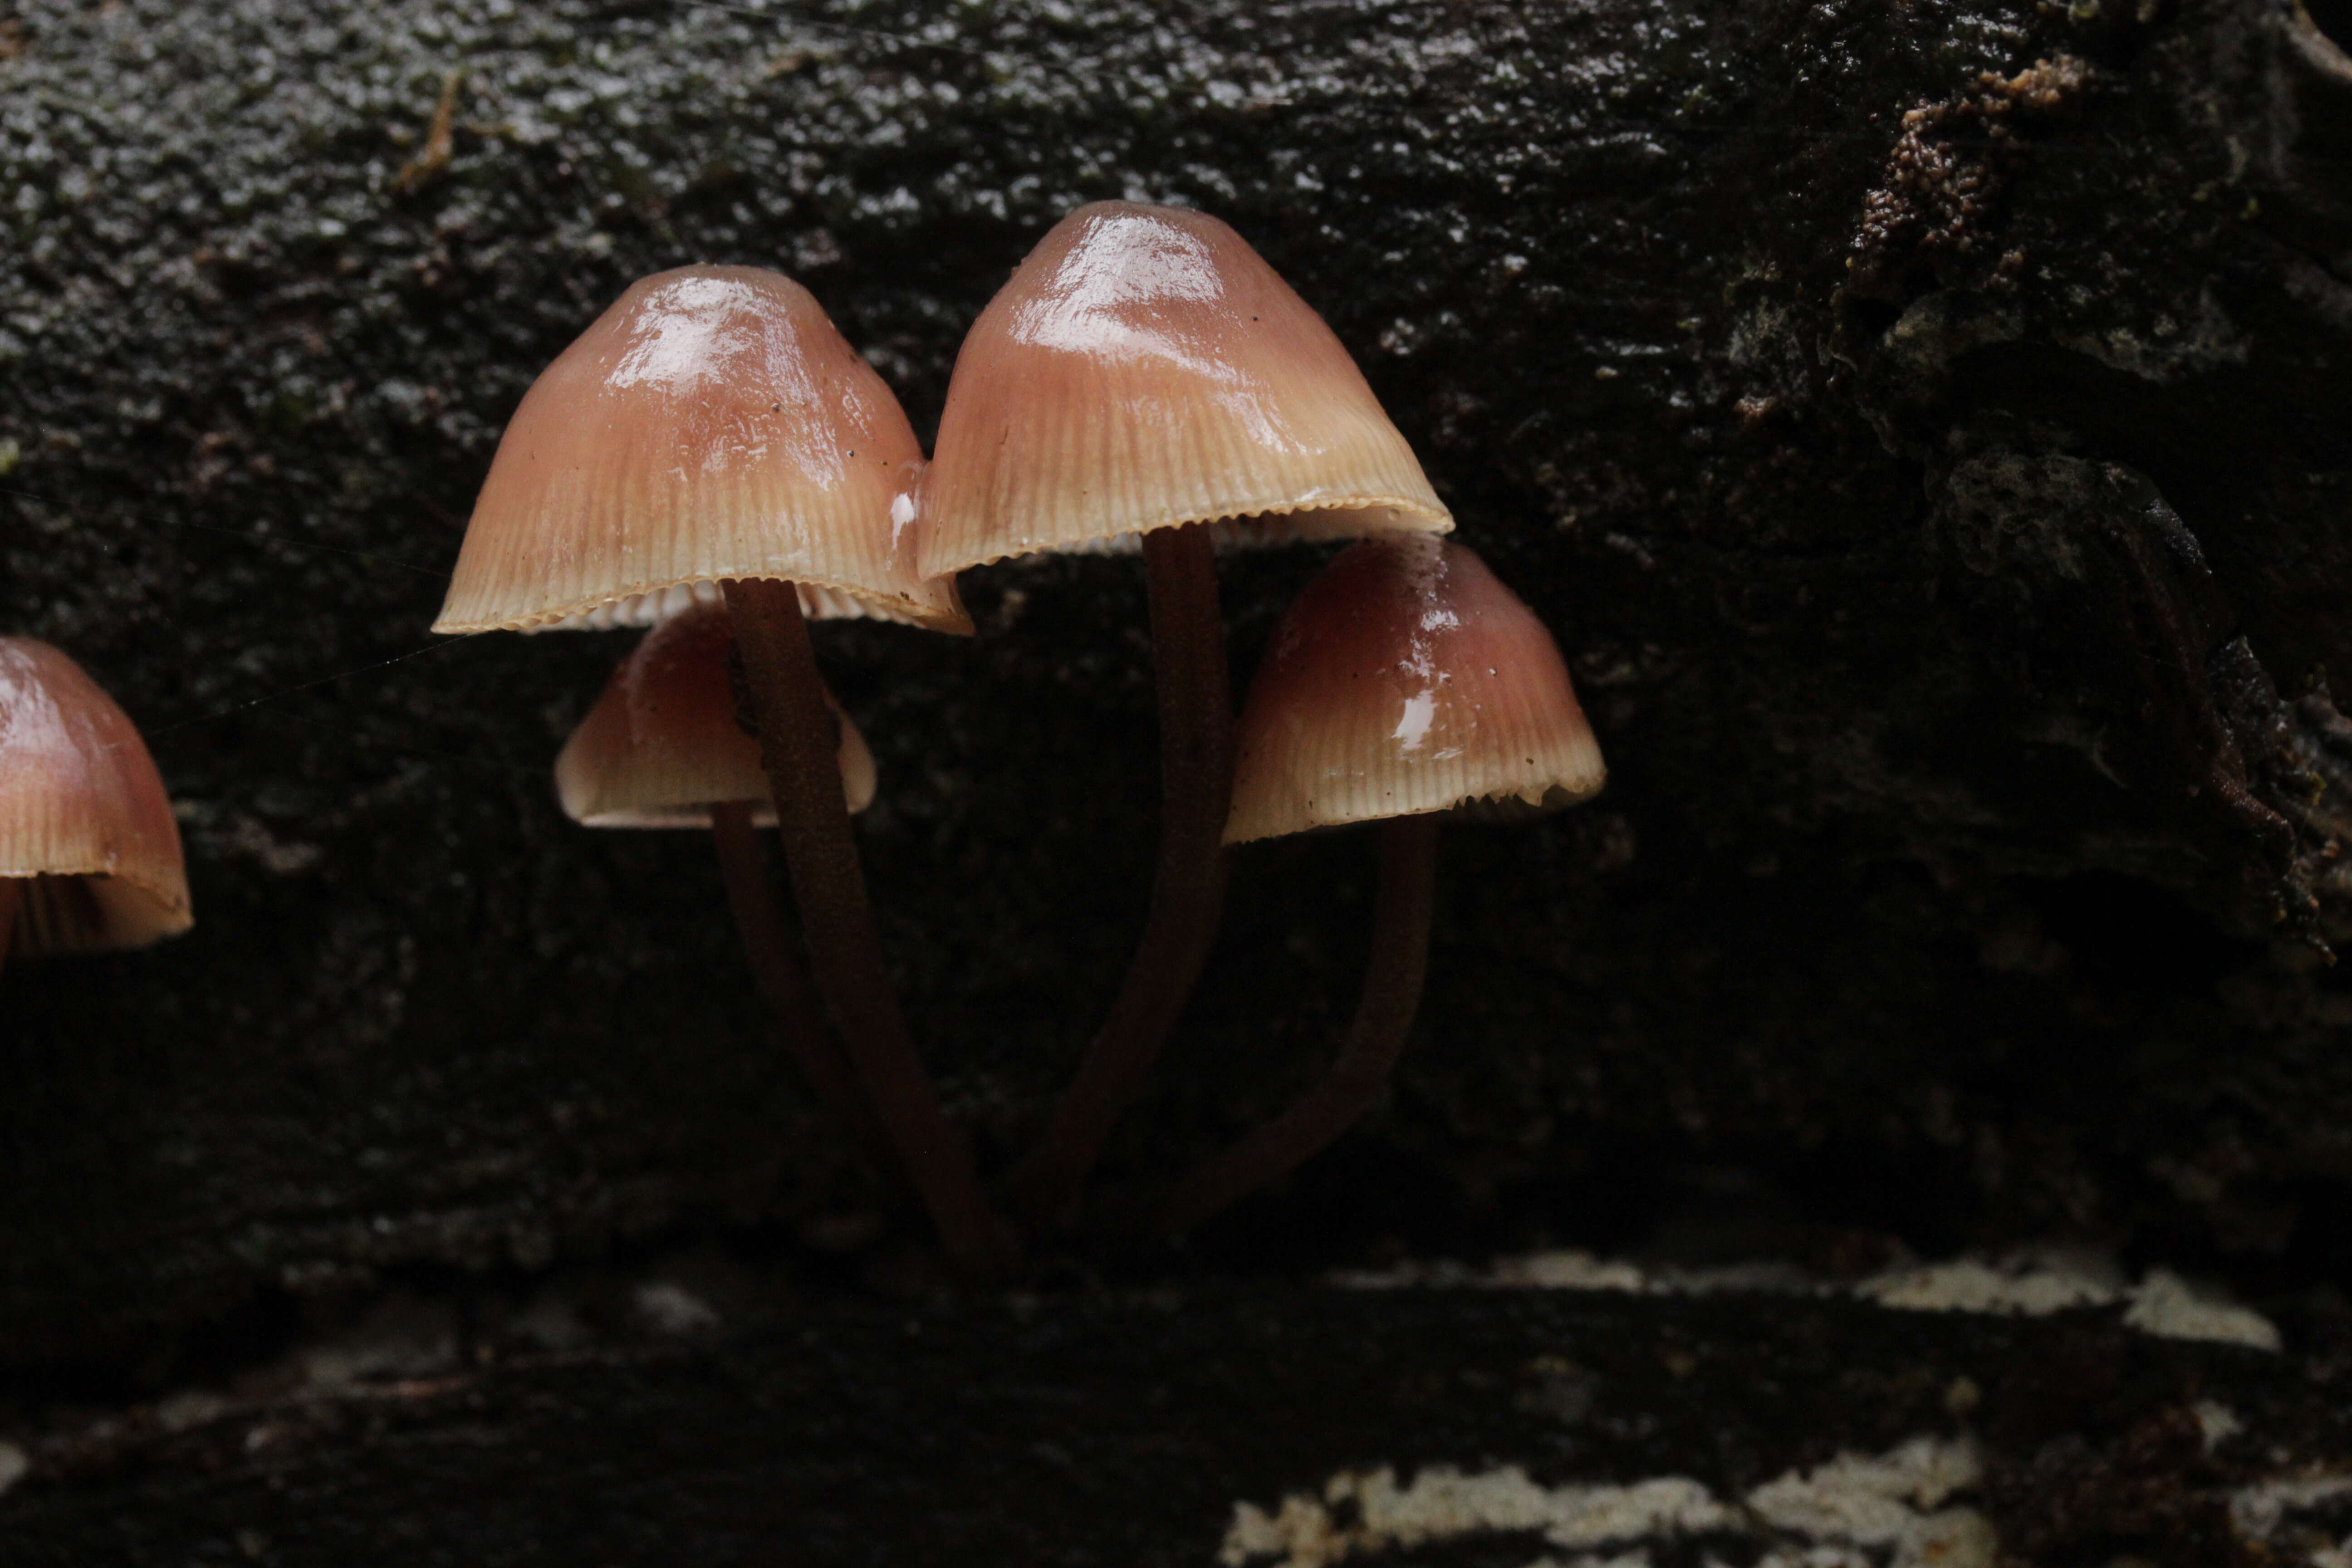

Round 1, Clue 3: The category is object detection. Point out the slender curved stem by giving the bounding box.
[1007,522,1233,1230]
[1150,813,1440,1237]
[708,799,902,1190]
[0,878,17,977]
[721,577,1019,1282]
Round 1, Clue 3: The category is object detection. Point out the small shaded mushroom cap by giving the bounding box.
[433,265,970,636]
[0,637,193,953]
[920,202,1450,574]
[554,605,876,827]
[1225,536,1604,844]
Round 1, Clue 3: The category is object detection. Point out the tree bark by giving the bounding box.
[3,1282,2344,1566]
[0,0,2346,1397]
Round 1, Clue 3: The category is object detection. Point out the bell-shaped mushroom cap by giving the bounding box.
[1225,536,1604,844]
[554,605,876,828]
[0,637,193,953]
[920,202,1451,574]
[432,265,971,636]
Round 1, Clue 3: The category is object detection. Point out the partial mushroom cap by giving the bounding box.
[0,637,193,954]
[554,604,876,828]
[432,265,971,636]
[920,201,1451,574]
[1225,536,1604,844]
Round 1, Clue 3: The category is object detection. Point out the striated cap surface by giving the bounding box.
[0,637,193,953]
[554,605,875,828]
[434,265,970,635]
[1225,536,1603,843]
[921,202,1450,573]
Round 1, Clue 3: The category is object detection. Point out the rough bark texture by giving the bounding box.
[2,0,2352,1496]
[5,1275,2352,1566]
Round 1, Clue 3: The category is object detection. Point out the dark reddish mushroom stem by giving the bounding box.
[1008,521,1234,1230]
[721,577,1020,1281]
[1150,813,1438,1236]
[707,800,903,1191]
[0,879,18,976]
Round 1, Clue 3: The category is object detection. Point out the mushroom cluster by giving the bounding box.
[434,264,1009,1277]
[925,203,1452,1231]
[432,203,1604,1276]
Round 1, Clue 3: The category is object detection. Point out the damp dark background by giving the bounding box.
[0,0,2350,1392]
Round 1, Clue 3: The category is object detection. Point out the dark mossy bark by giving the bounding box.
[4,1285,2351,1566]
[1,0,2350,1385]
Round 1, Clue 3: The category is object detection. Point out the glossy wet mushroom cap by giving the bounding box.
[554,605,876,828]
[921,201,1450,573]
[1225,535,1605,844]
[432,265,970,635]
[0,637,192,954]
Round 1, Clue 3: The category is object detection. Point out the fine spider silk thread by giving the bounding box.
[0,479,544,779]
